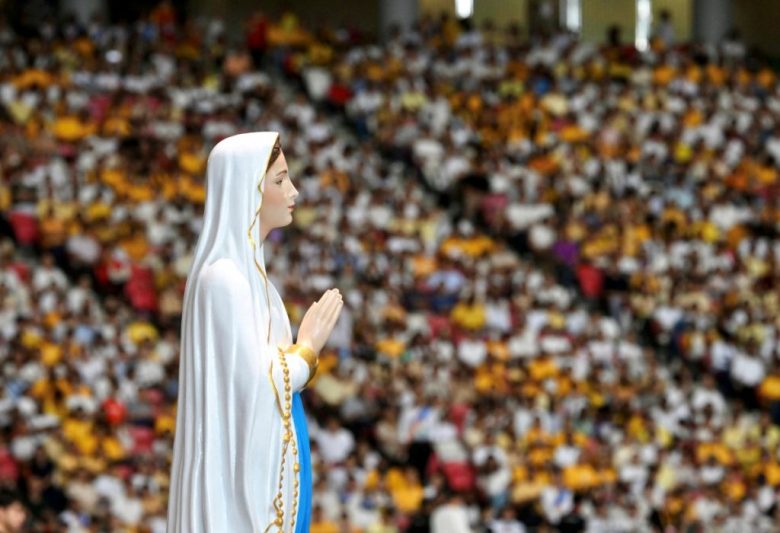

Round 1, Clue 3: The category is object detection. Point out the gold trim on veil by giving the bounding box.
[247,134,278,344]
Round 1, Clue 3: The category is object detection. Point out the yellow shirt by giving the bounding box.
[527,446,554,467]
[0,183,10,211]
[155,412,176,435]
[80,454,107,474]
[119,233,149,262]
[528,357,558,382]
[13,69,55,89]
[375,337,405,358]
[653,65,676,85]
[126,322,159,344]
[161,178,178,200]
[100,436,126,461]
[52,116,95,142]
[179,176,206,203]
[126,182,155,203]
[486,340,509,361]
[384,468,405,491]
[697,442,733,465]
[440,236,495,258]
[40,342,63,367]
[512,477,547,503]
[450,302,486,331]
[474,366,494,394]
[85,201,111,222]
[735,444,762,470]
[655,461,677,491]
[563,463,600,491]
[39,216,69,248]
[559,125,587,143]
[759,375,780,401]
[179,151,205,175]
[62,418,98,455]
[622,224,651,256]
[411,255,437,278]
[764,462,780,486]
[392,484,424,513]
[102,116,132,136]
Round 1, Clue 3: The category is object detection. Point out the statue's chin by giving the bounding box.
[270,217,293,232]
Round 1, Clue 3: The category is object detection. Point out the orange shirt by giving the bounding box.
[652,65,676,85]
[39,216,68,248]
[119,233,149,262]
[411,255,437,278]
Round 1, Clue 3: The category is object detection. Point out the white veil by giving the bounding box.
[167,132,310,532]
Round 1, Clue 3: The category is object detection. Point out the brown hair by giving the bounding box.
[266,136,282,173]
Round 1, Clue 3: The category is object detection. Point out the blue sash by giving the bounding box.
[291,392,311,532]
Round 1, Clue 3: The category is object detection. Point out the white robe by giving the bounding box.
[166,132,310,532]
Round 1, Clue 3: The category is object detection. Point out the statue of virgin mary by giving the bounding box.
[166,131,343,532]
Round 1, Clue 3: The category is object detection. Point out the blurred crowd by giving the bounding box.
[0,2,779,532]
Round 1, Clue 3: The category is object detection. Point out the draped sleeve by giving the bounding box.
[202,258,310,401]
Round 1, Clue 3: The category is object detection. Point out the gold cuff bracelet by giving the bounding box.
[283,343,319,389]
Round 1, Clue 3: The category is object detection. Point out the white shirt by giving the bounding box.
[540,485,573,524]
[315,428,355,464]
[457,338,487,368]
[431,502,473,533]
[31,266,68,291]
[731,353,765,387]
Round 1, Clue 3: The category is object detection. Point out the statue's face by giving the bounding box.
[260,149,298,232]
